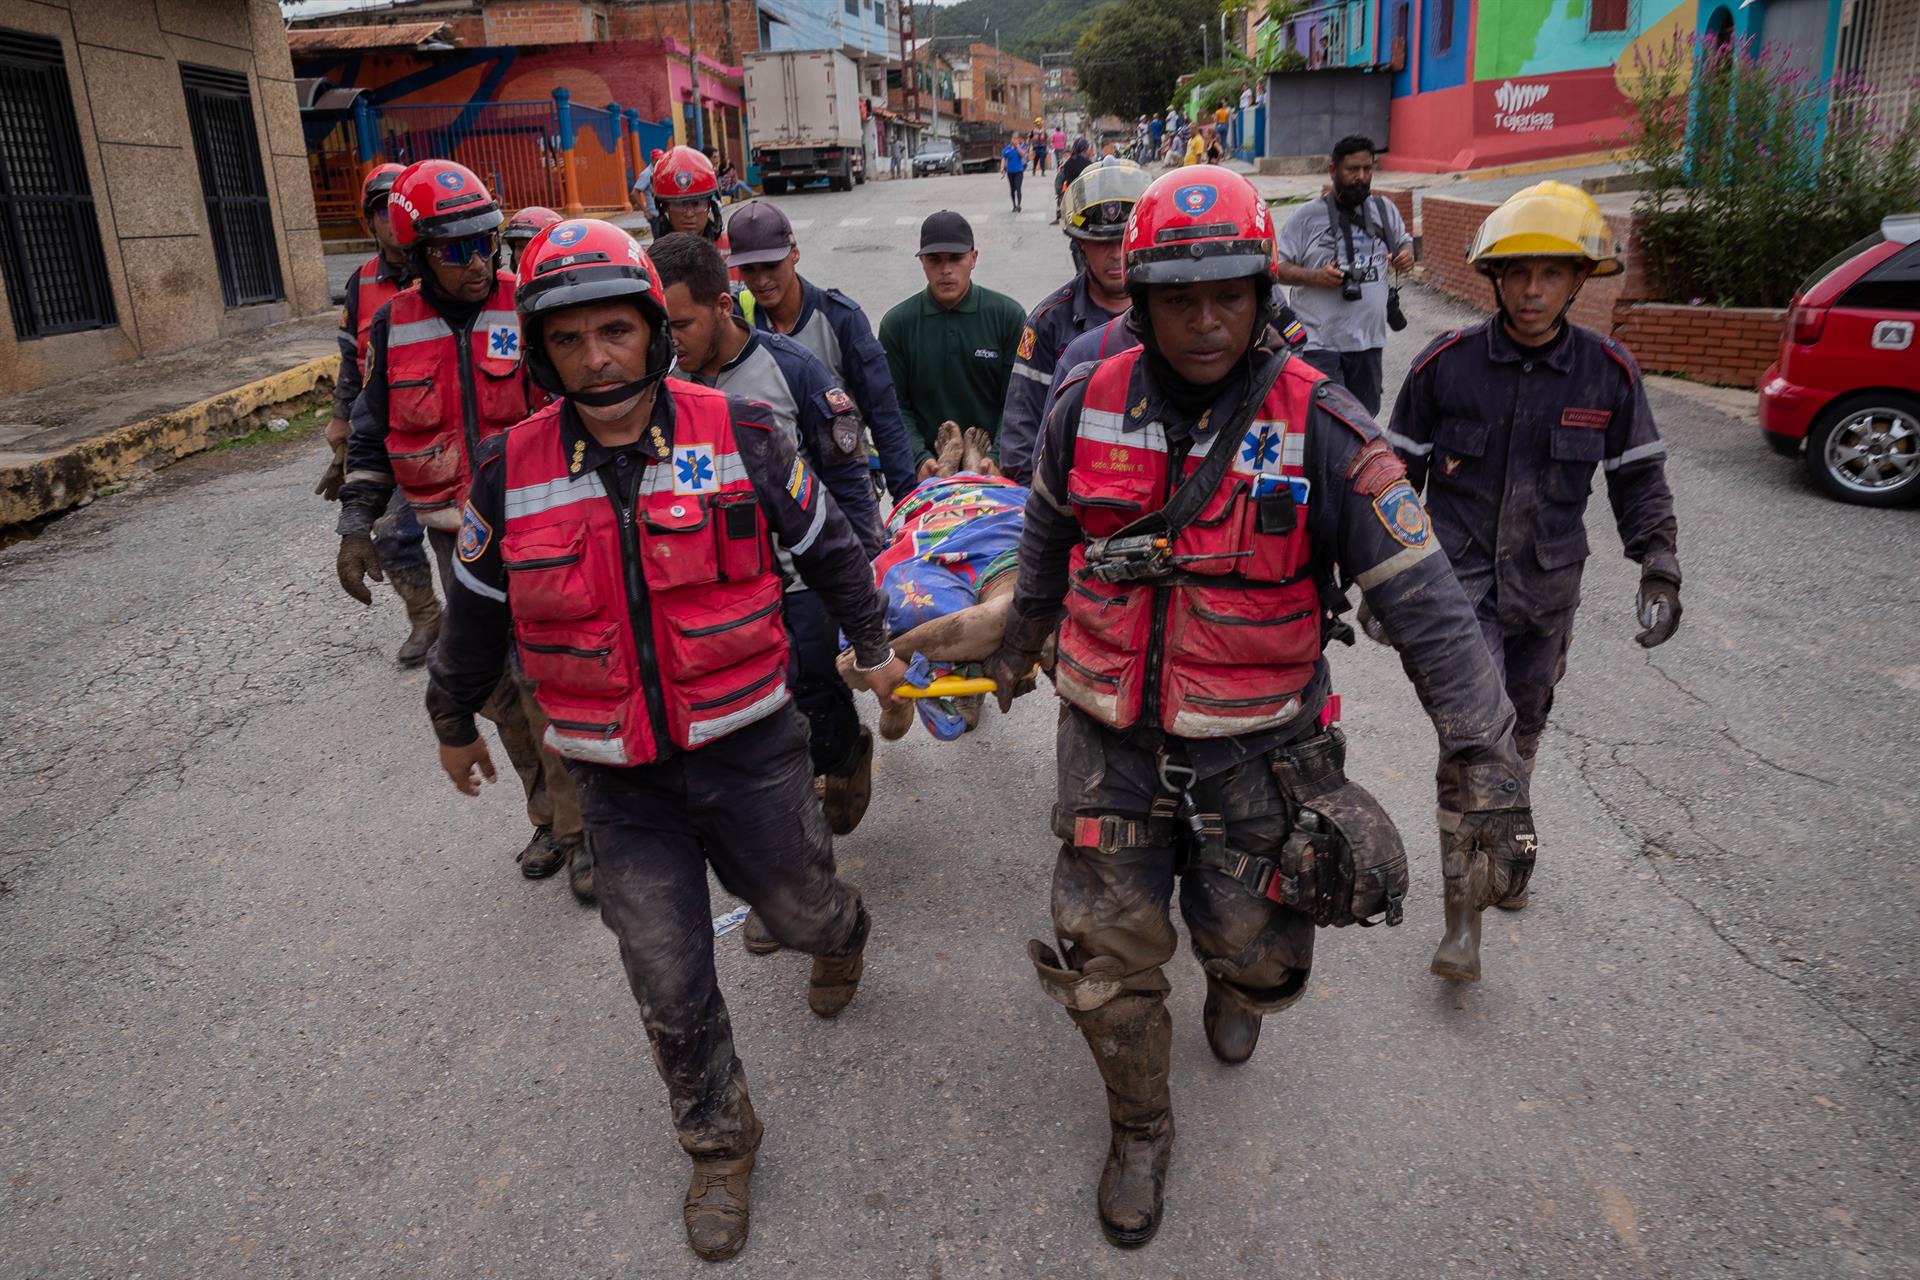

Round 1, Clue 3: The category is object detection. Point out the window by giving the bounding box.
[1838,243,1920,312]
[181,65,283,308]
[845,0,858,14]
[1589,0,1631,35]
[0,28,116,340]
[1435,0,1455,55]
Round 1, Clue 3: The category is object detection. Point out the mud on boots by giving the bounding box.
[423,219,906,1261]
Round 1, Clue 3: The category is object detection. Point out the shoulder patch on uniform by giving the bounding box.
[823,386,856,417]
[1016,326,1037,361]
[338,305,350,328]
[456,501,493,563]
[1347,439,1406,497]
[1372,480,1431,549]
[786,456,814,506]
[1279,315,1309,348]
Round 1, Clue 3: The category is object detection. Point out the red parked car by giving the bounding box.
[1759,212,1920,507]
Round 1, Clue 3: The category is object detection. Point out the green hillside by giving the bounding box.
[915,0,1105,60]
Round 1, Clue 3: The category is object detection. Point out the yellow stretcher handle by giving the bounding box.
[891,674,1002,700]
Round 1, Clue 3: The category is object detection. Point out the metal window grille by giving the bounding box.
[1589,0,1632,35]
[0,29,116,340]
[181,64,283,308]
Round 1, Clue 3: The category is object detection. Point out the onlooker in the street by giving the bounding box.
[1204,125,1224,164]
[1213,99,1230,131]
[1032,123,1050,176]
[1183,126,1207,166]
[878,210,1028,477]
[1274,134,1414,413]
[634,147,663,226]
[1051,124,1067,161]
[891,136,905,178]
[1001,131,1028,211]
[1148,112,1164,159]
[1052,137,1092,224]
[715,155,753,203]
[1239,84,1253,114]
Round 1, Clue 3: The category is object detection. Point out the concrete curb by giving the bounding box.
[0,356,335,529]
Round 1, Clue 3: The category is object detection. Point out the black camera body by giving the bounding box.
[1340,269,1365,302]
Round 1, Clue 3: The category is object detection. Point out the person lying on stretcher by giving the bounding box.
[836,422,1048,740]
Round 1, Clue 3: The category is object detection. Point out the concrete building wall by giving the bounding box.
[0,0,328,396]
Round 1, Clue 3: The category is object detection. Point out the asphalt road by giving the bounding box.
[3,171,1915,1279]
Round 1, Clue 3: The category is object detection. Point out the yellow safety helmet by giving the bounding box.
[1467,180,1622,277]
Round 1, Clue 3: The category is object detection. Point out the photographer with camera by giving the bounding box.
[1275,136,1414,414]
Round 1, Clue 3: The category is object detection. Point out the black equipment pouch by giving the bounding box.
[1267,728,1407,927]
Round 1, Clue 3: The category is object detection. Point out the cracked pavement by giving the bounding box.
[2,175,1915,1278]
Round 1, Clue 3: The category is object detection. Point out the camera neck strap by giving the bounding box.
[1326,193,1384,270]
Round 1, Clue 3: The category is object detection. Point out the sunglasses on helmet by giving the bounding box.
[426,231,499,266]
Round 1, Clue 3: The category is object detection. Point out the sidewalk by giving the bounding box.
[0,314,337,528]
[1223,154,1627,217]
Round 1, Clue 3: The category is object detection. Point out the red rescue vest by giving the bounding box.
[1056,347,1325,738]
[351,257,403,379]
[500,386,790,767]
[384,271,529,528]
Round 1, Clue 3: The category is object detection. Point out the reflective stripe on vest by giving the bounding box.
[500,388,790,767]
[384,271,529,528]
[353,259,401,380]
[1055,346,1325,738]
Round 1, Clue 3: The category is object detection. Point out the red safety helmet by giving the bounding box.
[387,159,504,248]
[652,145,718,201]
[1122,164,1277,290]
[502,205,562,248]
[514,219,673,399]
[649,148,666,163]
[359,162,406,219]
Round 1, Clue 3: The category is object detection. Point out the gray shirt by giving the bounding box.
[1276,195,1411,354]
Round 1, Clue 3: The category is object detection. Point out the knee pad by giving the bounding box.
[1027,940,1168,1013]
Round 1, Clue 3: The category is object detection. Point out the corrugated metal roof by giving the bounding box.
[286,22,450,53]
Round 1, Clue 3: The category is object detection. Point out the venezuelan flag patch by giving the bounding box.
[786,456,814,508]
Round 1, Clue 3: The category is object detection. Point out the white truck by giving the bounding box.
[744,48,866,194]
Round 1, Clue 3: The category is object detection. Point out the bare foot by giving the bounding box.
[960,427,993,474]
[933,421,964,476]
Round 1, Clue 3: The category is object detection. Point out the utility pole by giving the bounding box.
[1200,22,1210,67]
[684,0,705,149]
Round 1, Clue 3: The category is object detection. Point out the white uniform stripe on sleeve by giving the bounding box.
[453,558,507,603]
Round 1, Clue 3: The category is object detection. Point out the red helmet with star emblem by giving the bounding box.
[1122,164,1277,289]
[386,159,504,247]
[359,162,406,220]
[651,145,718,202]
[503,205,562,249]
[513,219,673,396]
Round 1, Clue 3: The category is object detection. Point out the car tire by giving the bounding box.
[764,177,788,195]
[853,167,865,185]
[1803,392,1920,507]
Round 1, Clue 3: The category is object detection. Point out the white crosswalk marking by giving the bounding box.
[838,217,872,227]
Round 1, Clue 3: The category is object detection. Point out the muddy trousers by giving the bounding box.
[371,490,429,574]
[783,588,861,776]
[1436,605,1575,813]
[571,706,866,1159]
[428,528,581,840]
[1033,712,1316,1111]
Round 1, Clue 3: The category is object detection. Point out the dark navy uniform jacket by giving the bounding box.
[1015,341,1527,810]
[1387,318,1680,631]
[754,276,918,501]
[424,391,890,750]
[998,273,1122,484]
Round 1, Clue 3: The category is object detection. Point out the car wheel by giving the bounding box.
[1804,392,1920,507]
[764,177,788,195]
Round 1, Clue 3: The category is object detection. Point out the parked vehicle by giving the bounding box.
[912,143,958,177]
[1759,212,1920,507]
[955,121,1005,174]
[745,49,865,194]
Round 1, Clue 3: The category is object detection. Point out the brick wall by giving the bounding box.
[1611,303,1785,389]
[1418,194,1629,336]
[612,0,758,65]
[483,2,597,45]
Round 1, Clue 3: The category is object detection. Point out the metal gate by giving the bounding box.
[182,64,283,308]
[0,28,116,340]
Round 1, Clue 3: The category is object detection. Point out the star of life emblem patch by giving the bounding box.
[1233,422,1283,476]
[1373,480,1430,548]
[673,444,716,494]
[487,324,520,359]
[456,501,493,563]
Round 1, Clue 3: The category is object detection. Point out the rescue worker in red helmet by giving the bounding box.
[335,159,588,894]
[500,205,561,271]
[1381,182,1680,974]
[986,166,1535,1247]
[652,144,726,244]
[424,219,907,1262]
[315,162,439,668]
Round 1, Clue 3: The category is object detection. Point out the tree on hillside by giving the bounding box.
[1073,0,1210,120]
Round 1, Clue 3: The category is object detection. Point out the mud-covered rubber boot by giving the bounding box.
[564,836,594,903]
[820,728,874,836]
[1201,977,1262,1065]
[683,1105,764,1261]
[807,905,869,1018]
[740,908,780,955]
[1429,828,1485,982]
[517,825,565,879]
[1494,886,1530,911]
[1498,754,1537,911]
[1069,993,1174,1248]
[388,564,442,668]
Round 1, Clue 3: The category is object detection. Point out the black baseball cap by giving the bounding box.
[917,210,974,256]
[725,200,796,267]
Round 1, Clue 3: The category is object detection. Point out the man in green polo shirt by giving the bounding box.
[879,211,1029,482]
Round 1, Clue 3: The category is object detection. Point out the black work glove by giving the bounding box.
[314,442,346,502]
[1634,574,1682,648]
[336,532,385,605]
[1457,808,1538,909]
[985,607,1057,714]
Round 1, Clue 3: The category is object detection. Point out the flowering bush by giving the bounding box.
[1624,36,1920,307]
